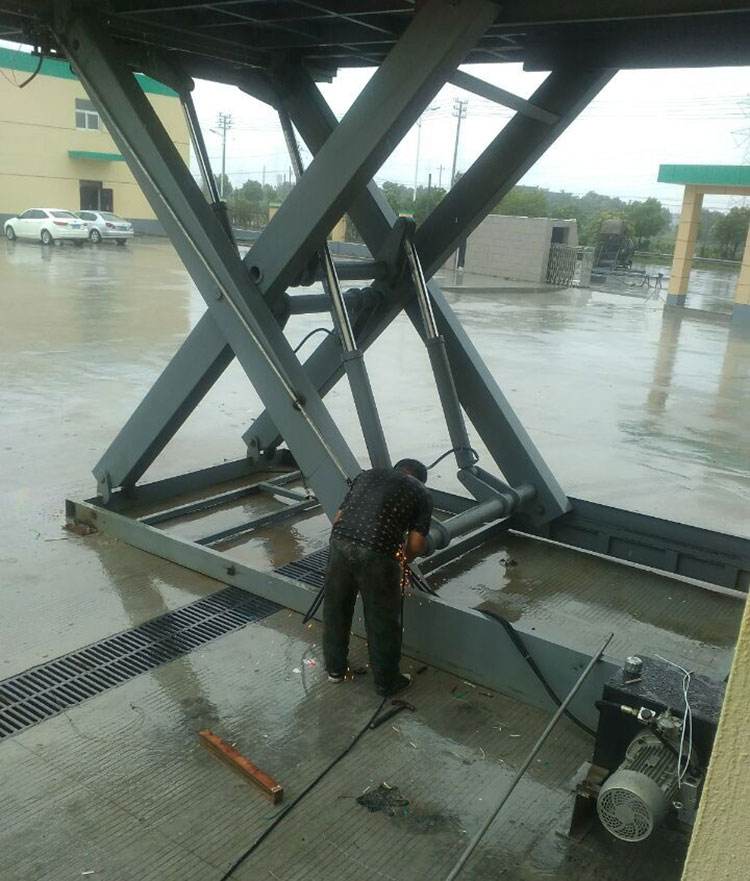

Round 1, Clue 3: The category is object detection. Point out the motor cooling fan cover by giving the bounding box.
[597,770,657,842]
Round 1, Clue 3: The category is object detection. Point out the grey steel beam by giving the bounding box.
[516,498,750,593]
[287,288,376,315]
[139,471,302,526]
[100,458,272,514]
[66,495,619,729]
[245,68,612,523]
[410,281,569,523]
[240,0,498,305]
[54,11,359,516]
[449,69,559,124]
[93,312,232,494]
[247,63,397,249]
[415,67,616,274]
[195,497,319,546]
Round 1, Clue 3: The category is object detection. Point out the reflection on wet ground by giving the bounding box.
[1,236,747,880]
[2,236,748,668]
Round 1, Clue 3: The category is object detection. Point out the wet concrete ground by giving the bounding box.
[1,236,748,880]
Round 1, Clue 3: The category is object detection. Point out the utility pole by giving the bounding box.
[262,165,266,186]
[427,172,432,195]
[413,104,439,202]
[450,99,468,271]
[450,98,468,189]
[413,118,423,202]
[438,164,444,188]
[214,112,232,198]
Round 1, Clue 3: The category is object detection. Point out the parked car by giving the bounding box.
[75,210,134,245]
[4,208,88,246]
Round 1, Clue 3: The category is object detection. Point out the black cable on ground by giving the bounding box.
[302,583,325,624]
[218,693,387,881]
[426,446,480,471]
[219,593,407,880]
[293,326,333,353]
[481,609,597,739]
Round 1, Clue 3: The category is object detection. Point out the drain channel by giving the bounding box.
[276,547,329,589]
[0,587,279,740]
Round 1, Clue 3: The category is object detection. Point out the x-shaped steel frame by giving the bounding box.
[54,0,616,528]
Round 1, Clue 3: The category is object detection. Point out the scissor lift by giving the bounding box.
[4,0,745,724]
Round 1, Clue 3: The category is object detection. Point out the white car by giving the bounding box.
[4,208,88,246]
[75,210,134,245]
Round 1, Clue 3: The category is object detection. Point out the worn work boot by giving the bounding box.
[328,666,368,683]
[376,673,412,697]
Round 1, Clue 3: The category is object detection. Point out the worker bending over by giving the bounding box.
[323,458,432,696]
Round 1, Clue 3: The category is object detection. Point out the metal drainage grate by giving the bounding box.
[0,586,279,740]
[275,547,329,589]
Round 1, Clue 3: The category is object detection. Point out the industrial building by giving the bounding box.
[0,47,188,227]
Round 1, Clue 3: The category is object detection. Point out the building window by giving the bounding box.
[75,98,100,131]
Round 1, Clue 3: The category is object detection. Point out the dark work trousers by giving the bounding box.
[323,535,402,692]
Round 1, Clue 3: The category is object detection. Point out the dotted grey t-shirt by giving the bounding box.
[332,468,433,557]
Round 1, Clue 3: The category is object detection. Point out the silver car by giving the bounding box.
[75,210,134,245]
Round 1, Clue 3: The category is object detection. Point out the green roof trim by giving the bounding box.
[0,47,177,97]
[68,150,126,162]
[658,164,750,187]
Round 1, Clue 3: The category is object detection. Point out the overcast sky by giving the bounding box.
[4,39,749,212]
[193,63,750,212]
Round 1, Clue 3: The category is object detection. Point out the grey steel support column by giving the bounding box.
[279,109,390,468]
[54,11,360,516]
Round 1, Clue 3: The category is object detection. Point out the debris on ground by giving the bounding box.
[199,730,284,803]
[356,783,410,816]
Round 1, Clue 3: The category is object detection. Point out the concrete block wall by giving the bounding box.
[463,215,578,283]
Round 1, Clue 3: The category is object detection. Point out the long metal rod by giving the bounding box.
[182,91,221,205]
[404,237,439,339]
[278,107,391,469]
[443,631,614,881]
[182,91,235,243]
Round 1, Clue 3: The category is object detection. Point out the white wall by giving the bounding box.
[463,215,578,283]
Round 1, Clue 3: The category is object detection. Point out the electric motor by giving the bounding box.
[597,730,678,841]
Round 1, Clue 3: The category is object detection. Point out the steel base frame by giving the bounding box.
[55,0,750,721]
[65,479,616,731]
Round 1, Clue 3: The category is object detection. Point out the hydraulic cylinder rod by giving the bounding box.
[404,238,476,470]
[279,110,390,469]
[182,91,235,243]
[426,481,536,553]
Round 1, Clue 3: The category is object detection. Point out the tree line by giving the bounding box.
[213,172,750,261]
